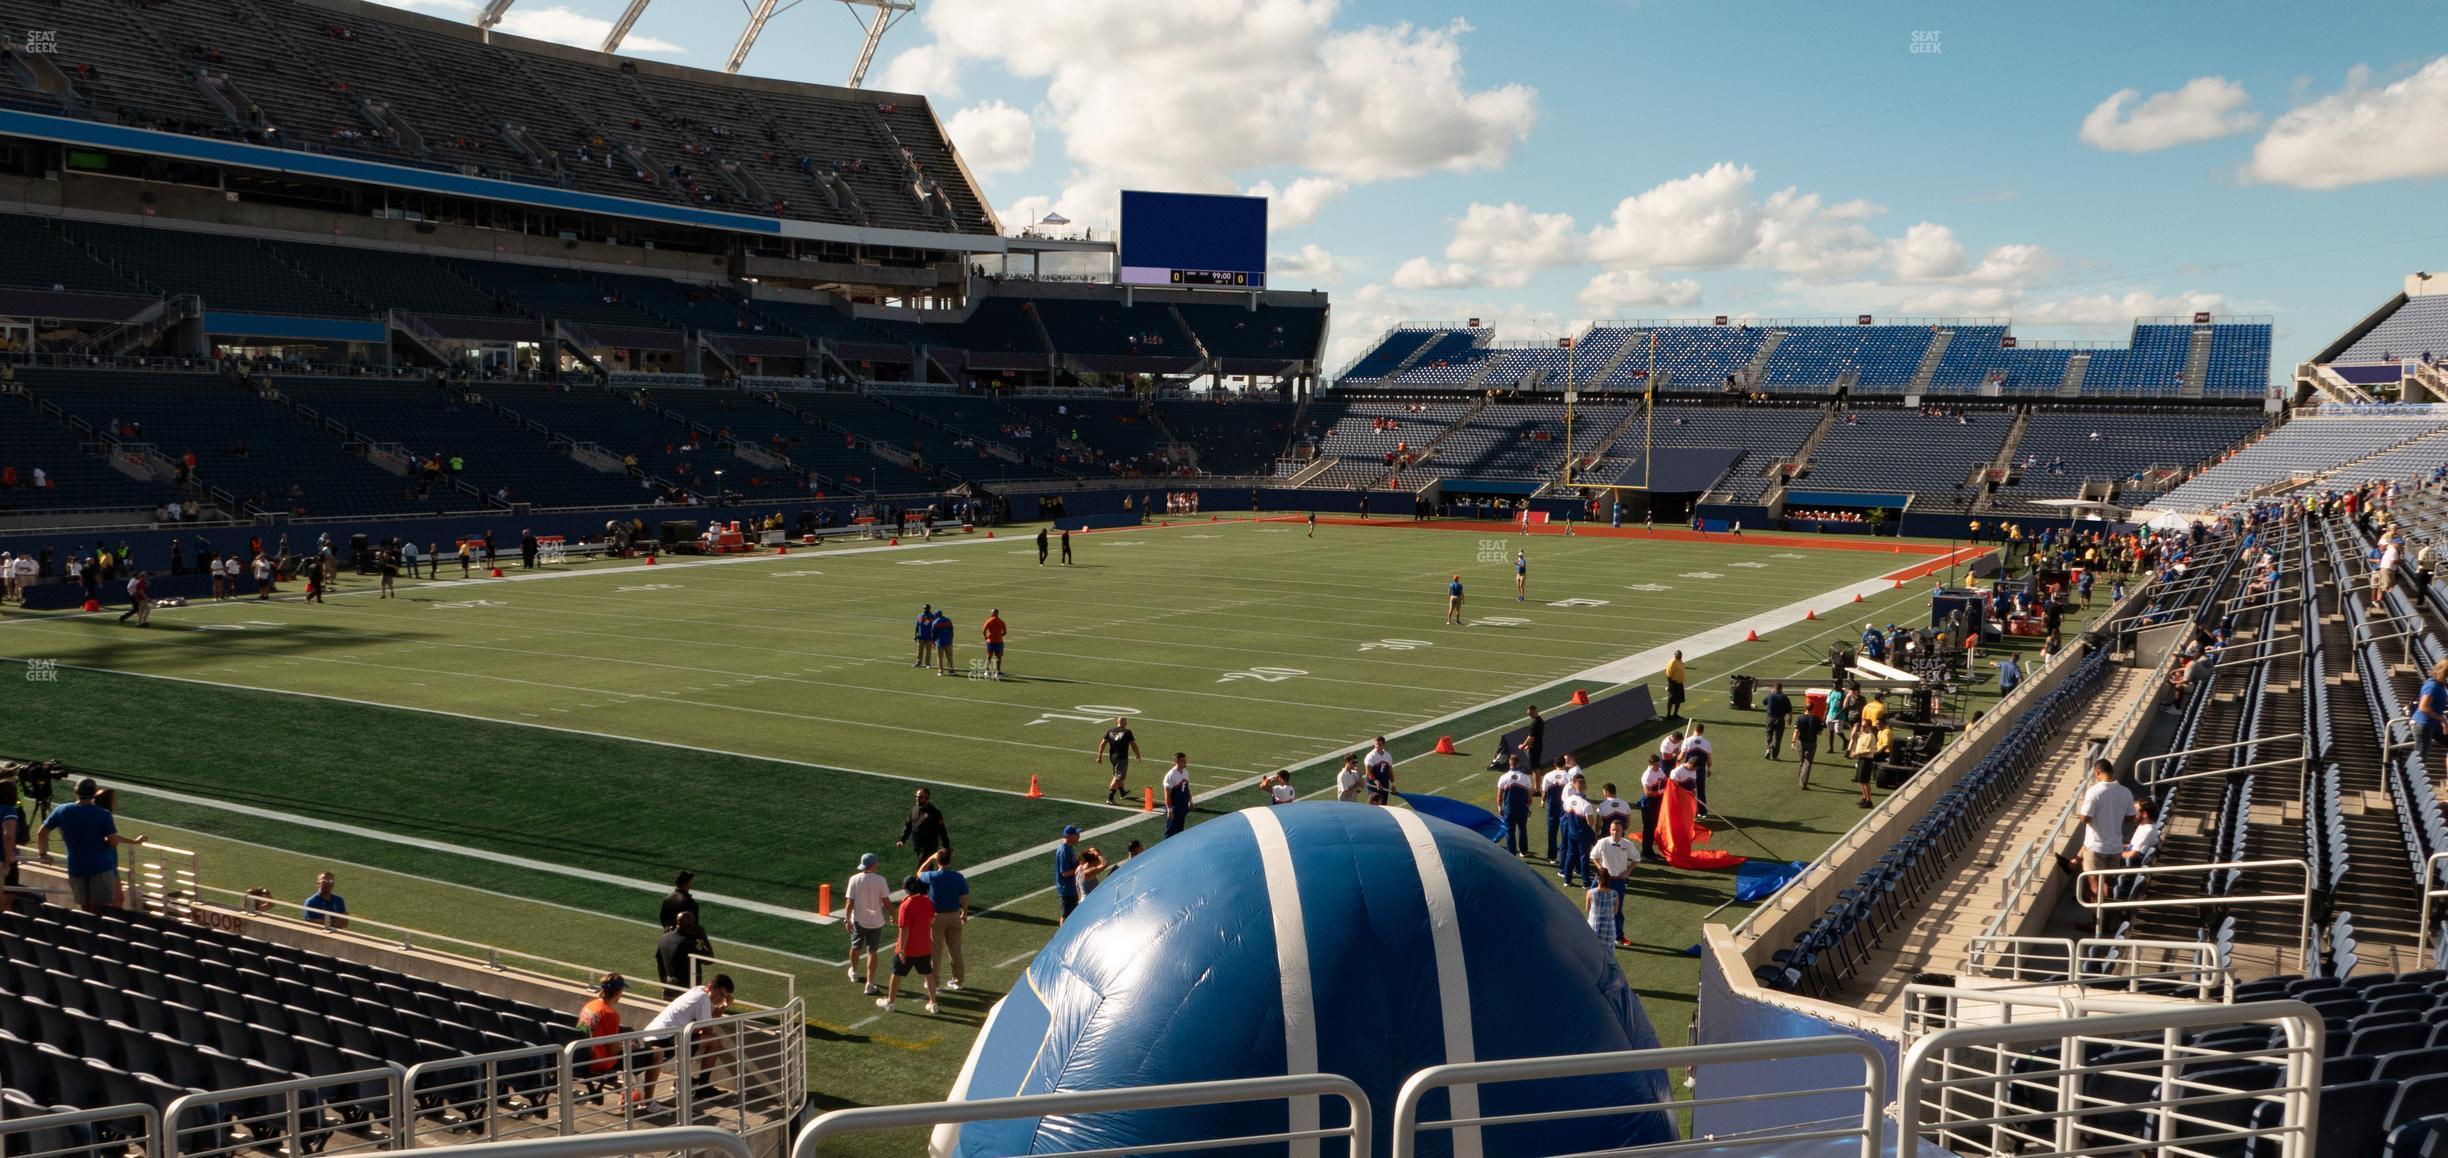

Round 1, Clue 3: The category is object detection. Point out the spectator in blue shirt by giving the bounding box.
[1053,826,1083,921]
[303,871,349,930]
[917,850,969,991]
[2417,660,2448,766]
[37,778,145,914]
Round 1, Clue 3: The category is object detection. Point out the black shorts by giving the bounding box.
[1108,760,1129,783]
[892,953,933,977]
[1854,757,1877,785]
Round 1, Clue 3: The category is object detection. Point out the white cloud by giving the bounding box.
[875,42,965,98]
[1270,243,1341,284]
[945,101,1035,175]
[370,1,685,54]
[1391,258,1482,289]
[1243,176,1349,231]
[1442,201,1579,286]
[2245,57,2448,189]
[2012,290,2231,327]
[1577,270,1703,311]
[1583,163,1887,278]
[2079,76,2257,152]
[1586,162,1763,269]
[883,1,1535,225]
[1888,222,1969,280]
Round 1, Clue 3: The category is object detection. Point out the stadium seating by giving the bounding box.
[1601,326,1766,388]
[57,219,363,318]
[276,378,640,508]
[1600,402,1824,501]
[0,216,148,296]
[0,404,173,514]
[2150,413,2448,514]
[2079,324,2192,396]
[1995,407,2268,511]
[28,0,992,235]
[1334,328,1441,382]
[18,369,464,516]
[1800,408,2008,495]
[1153,399,1296,476]
[0,898,584,1138]
[1926,330,2072,394]
[1760,326,1933,389]
[2336,296,2448,365]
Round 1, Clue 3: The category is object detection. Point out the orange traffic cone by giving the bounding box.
[1571,688,1590,706]
[816,883,833,918]
[986,531,995,538]
[1433,735,1459,755]
[1745,628,1760,642]
[489,567,504,578]
[1893,578,1905,589]
[645,554,657,566]
[889,537,899,546]
[82,599,101,612]
[1853,592,1865,603]
[1210,514,1218,522]
[1143,786,1155,812]
[1025,775,1044,799]
[1806,608,1817,620]
[776,544,789,555]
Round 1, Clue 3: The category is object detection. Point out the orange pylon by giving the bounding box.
[776,544,789,555]
[1433,736,1459,755]
[1025,775,1044,799]
[889,537,899,546]
[645,554,658,566]
[489,567,504,578]
[816,884,833,918]
[1806,608,1817,620]
[1745,628,1760,642]
[1853,592,1865,603]
[1571,688,1591,706]
[1143,787,1155,812]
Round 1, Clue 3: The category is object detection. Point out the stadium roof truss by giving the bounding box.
[476,0,915,86]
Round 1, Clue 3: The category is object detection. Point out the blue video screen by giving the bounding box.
[1118,191,1267,289]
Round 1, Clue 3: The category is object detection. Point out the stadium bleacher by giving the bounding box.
[24,0,992,234]
[1800,408,2008,496]
[2335,295,2448,365]
[1993,406,2268,511]
[2149,412,2448,514]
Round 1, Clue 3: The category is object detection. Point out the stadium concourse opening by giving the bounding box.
[2,0,2440,1152]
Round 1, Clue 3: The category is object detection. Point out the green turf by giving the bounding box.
[0,515,2009,1139]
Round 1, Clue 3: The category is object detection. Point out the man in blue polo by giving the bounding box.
[916,849,970,992]
[932,608,956,676]
[912,604,936,669]
[38,778,146,914]
[302,871,349,930]
[1053,826,1084,922]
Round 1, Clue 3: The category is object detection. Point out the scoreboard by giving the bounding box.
[1118,191,1268,290]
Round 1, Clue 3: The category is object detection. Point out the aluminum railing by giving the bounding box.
[0,1103,160,1158]
[1896,1000,2323,1158]
[2132,733,2305,791]
[376,1127,749,1158]
[1391,1037,1878,1158]
[181,881,626,991]
[2078,858,2316,973]
[790,1073,1371,1158]
[2419,850,2448,965]
[166,1065,406,1158]
[1961,935,2228,1000]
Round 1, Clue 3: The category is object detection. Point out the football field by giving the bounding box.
[0,514,1996,1119]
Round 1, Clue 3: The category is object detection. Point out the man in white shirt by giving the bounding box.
[1363,737,1395,805]
[2122,800,2162,863]
[1589,817,1640,947]
[1539,760,1573,861]
[1680,724,1715,804]
[1263,770,1296,805]
[1333,755,1364,802]
[844,853,892,996]
[1495,759,1535,856]
[2074,760,2136,903]
[1592,780,1633,835]
[1559,775,1595,886]
[632,973,735,1114]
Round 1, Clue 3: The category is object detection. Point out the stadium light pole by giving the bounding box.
[473,0,517,39]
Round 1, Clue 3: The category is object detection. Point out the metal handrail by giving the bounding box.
[2419,851,2448,965]
[181,881,620,990]
[2078,858,2316,972]
[164,1064,405,1158]
[1962,936,2228,999]
[1391,1037,1883,1158]
[381,1127,749,1158]
[791,1073,1371,1158]
[2136,750,2308,791]
[1895,1001,2323,1158]
[2134,734,2303,783]
[0,1103,160,1158]
[687,954,795,1011]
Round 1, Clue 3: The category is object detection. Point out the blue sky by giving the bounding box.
[377,0,2448,370]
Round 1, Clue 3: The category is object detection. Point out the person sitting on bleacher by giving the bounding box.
[576,973,628,1094]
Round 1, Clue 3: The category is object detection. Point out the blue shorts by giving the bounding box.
[987,642,1004,656]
